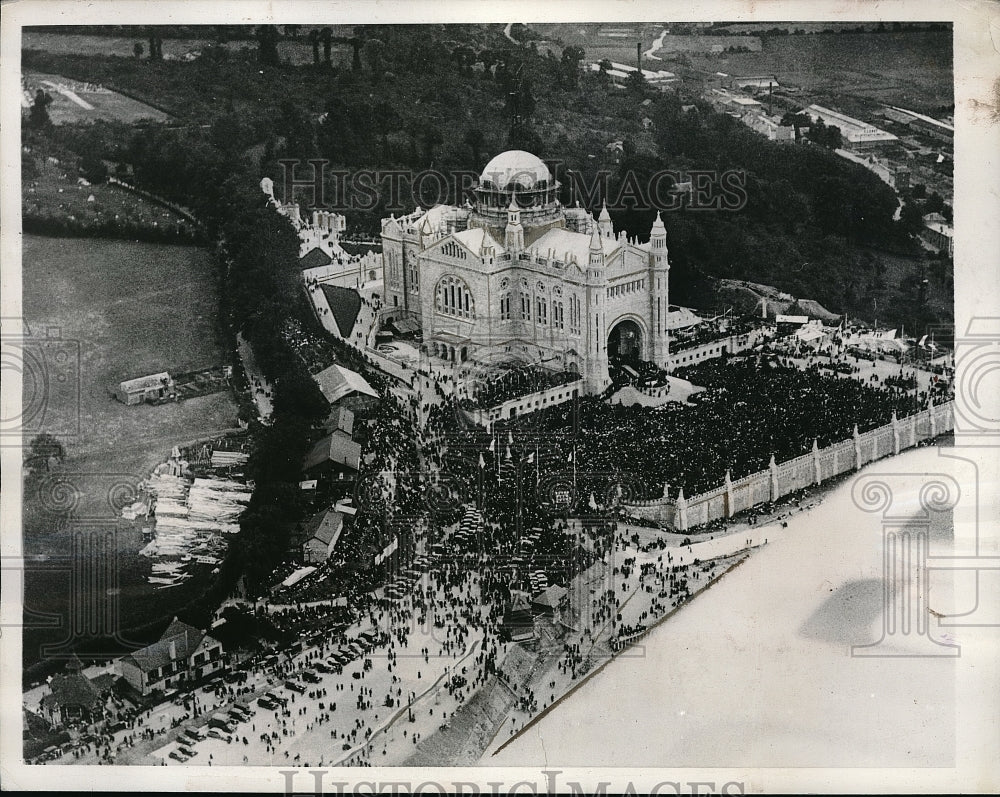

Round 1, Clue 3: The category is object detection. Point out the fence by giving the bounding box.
[623,401,954,531]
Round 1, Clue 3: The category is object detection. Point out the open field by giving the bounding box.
[22,71,171,124]
[22,31,351,67]
[22,234,236,465]
[23,156,198,240]
[685,30,953,115]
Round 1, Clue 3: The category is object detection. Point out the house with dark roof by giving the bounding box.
[323,405,355,437]
[531,584,568,616]
[39,655,110,729]
[302,509,346,563]
[118,617,224,697]
[302,430,362,476]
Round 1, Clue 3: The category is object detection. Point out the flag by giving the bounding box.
[588,493,598,510]
[918,335,928,348]
[488,435,495,453]
[507,431,514,447]
[505,446,512,461]
[567,450,574,463]
[478,453,485,469]
[527,451,535,464]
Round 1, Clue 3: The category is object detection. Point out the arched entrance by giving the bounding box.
[608,319,644,364]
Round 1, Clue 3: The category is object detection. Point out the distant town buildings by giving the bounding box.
[835,148,910,191]
[804,104,898,150]
[921,212,954,256]
[879,106,954,142]
[589,61,679,89]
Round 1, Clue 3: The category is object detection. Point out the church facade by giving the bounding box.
[379,150,673,394]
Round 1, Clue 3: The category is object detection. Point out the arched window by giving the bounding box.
[434,275,475,319]
[500,292,512,321]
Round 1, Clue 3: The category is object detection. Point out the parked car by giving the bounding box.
[301,671,321,684]
[284,680,306,694]
[258,696,278,710]
[208,728,231,742]
[314,662,333,673]
[169,749,190,762]
[177,745,198,758]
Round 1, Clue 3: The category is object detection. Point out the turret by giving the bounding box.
[598,200,613,238]
[649,211,670,368]
[504,193,524,254]
[649,211,669,269]
[588,223,605,271]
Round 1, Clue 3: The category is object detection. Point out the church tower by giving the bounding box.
[504,193,524,254]
[598,200,613,238]
[586,222,610,393]
[648,211,670,367]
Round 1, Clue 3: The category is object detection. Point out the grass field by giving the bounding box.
[24,156,197,236]
[534,25,951,117]
[22,71,171,124]
[22,31,351,67]
[22,235,237,476]
[685,30,952,115]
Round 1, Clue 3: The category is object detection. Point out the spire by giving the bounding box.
[651,210,665,231]
[508,191,519,213]
[597,199,613,238]
[589,223,603,251]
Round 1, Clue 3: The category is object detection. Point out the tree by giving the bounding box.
[420,125,444,167]
[561,45,585,88]
[28,89,53,129]
[80,153,109,184]
[256,25,281,67]
[147,30,163,61]
[133,42,144,60]
[283,24,300,39]
[625,68,646,96]
[363,39,386,81]
[320,27,333,67]
[464,128,485,171]
[308,29,320,65]
[26,434,65,475]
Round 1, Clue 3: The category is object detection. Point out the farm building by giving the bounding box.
[118,617,224,697]
[114,372,175,405]
[302,508,346,563]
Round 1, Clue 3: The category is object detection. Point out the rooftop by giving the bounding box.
[313,363,378,405]
[479,150,552,191]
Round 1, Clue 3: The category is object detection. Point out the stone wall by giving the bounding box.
[623,401,954,530]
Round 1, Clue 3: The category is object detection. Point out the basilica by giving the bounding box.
[379,150,682,394]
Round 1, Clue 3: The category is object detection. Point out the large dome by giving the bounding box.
[479,150,552,191]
